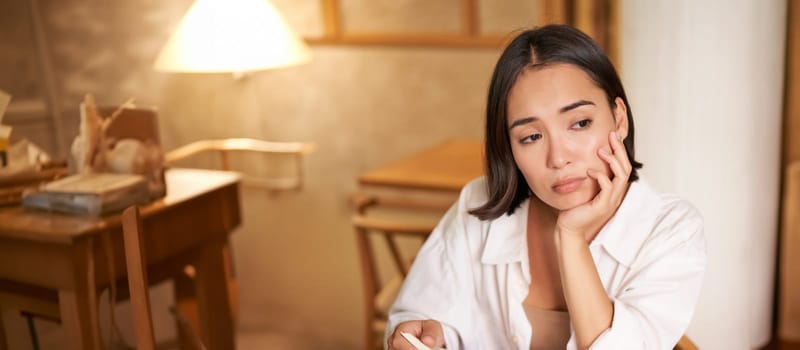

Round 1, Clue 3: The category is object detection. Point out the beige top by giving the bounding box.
[524,304,571,350]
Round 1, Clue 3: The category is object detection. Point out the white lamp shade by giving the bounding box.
[154,0,311,73]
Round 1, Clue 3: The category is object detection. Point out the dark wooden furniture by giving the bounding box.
[0,168,240,350]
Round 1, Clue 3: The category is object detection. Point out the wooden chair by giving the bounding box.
[121,206,157,350]
[352,194,445,350]
[122,206,206,350]
[165,138,314,191]
[674,334,699,350]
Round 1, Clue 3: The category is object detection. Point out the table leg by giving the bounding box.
[174,241,238,350]
[60,239,102,350]
[174,273,201,350]
[59,289,101,350]
[194,237,235,350]
[0,308,7,350]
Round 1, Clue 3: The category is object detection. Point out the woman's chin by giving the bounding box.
[546,191,596,211]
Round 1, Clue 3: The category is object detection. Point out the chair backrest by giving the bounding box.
[164,138,314,191]
[351,193,445,349]
[121,206,157,350]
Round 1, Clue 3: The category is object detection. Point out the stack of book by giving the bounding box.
[22,173,150,216]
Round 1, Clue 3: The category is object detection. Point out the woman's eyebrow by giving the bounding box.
[508,100,595,130]
[560,99,595,114]
[509,116,537,130]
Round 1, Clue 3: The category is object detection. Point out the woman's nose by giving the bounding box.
[546,134,571,169]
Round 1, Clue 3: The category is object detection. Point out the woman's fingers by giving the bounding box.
[609,131,632,176]
[389,320,445,350]
[420,320,445,347]
[598,147,625,184]
[600,131,632,202]
[597,149,626,202]
[389,321,422,350]
[587,169,612,205]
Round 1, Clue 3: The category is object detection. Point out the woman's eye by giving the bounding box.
[571,119,593,129]
[520,133,542,143]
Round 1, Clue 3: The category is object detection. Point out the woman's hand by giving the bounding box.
[557,131,632,241]
[388,320,445,350]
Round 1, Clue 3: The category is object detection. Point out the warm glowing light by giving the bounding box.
[154,0,311,73]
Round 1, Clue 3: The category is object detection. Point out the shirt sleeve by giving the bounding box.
[582,207,707,350]
[385,193,475,350]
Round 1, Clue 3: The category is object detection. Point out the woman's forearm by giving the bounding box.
[556,228,613,349]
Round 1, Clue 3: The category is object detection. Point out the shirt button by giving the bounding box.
[512,334,519,343]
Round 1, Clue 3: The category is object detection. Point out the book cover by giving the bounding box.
[22,173,150,216]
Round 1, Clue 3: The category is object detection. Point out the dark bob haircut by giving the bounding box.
[469,24,643,221]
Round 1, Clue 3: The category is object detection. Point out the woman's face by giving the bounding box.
[506,63,628,211]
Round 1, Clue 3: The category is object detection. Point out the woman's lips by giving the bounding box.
[552,177,585,194]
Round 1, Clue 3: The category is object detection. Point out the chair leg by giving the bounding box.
[365,319,374,350]
[21,313,39,350]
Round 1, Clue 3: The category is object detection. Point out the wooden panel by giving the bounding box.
[537,0,618,64]
[780,162,800,341]
[320,0,340,37]
[478,0,539,35]
[307,33,506,48]
[539,0,569,24]
[311,0,528,48]
[0,238,73,288]
[339,0,462,34]
[0,279,59,318]
[271,0,325,38]
[784,0,800,165]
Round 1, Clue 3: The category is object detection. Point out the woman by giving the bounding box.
[386,25,706,350]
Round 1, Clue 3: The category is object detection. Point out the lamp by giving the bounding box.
[151,0,315,192]
[154,0,311,73]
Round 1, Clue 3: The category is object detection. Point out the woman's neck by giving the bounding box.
[527,195,558,235]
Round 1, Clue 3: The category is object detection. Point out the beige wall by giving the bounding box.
[0,0,539,348]
[220,46,496,347]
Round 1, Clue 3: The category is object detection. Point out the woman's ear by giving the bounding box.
[613,97,629,141]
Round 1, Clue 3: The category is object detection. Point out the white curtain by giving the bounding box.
[620,1,787,348]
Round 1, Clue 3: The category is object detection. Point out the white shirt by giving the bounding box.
[386,177,706,349]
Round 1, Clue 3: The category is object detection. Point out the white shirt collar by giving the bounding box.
[590,179,660,267]
[479,179,659,268]
[480,199,529,265]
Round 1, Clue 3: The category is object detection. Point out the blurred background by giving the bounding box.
[0,0,796,349]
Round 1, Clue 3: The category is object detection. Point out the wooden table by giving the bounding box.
[357,139,484,208]
[0,168,241,350]
[352,142,483,349]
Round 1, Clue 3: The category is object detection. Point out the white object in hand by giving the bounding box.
[400,332,444,350]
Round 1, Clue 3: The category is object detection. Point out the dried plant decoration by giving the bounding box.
[74,94,136,174]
